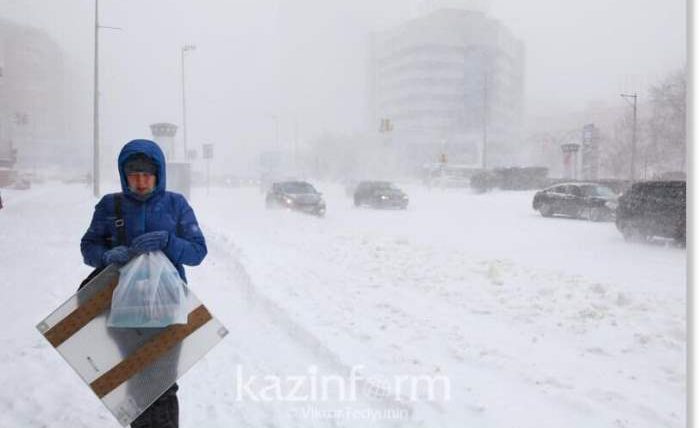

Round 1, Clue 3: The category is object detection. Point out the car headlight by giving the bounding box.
[284,197,293,204]
[380,195,388,200]
[605,201,618,210]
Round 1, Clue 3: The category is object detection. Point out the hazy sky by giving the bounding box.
[0,0,686,172]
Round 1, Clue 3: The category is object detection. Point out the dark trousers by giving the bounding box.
[77,271,182,428]
[131,384,179,428]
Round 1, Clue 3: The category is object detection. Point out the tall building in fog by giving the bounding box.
[0,19,67,169]
[368,1,524,169]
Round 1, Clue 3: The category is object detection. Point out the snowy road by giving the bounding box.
[0,182,686,427]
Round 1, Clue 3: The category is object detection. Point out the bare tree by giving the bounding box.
[646,68,687,174]
[601,68,686,179]
[601,113,634,179]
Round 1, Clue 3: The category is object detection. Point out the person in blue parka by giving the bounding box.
[81,138,207,282]
[81,138,207,428]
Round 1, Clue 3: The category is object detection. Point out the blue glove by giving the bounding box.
[102,246,130,265]
[131,231,169,254]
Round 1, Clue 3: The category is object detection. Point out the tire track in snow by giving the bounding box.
[189,226,416,427]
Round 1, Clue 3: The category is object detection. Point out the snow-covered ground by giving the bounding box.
[0,181,686,427]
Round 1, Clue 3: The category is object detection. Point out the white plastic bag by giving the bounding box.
[107,251,188,328]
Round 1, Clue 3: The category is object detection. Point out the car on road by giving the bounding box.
[353,181,409,209]
[615,180,686,244]
[11,178,30,190]
[532,182,618,221]
[265,181,326,216]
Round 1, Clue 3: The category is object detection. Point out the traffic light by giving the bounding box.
[379,118,393,133]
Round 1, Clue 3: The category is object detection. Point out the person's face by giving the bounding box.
[127,172,156,195]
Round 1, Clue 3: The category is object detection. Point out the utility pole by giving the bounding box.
[293,117,299,171]
[92,0,100,197]
[181,45,196,160]
[620,93,638,180]
[482,72,489,169]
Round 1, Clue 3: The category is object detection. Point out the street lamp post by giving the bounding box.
[181,44,196,161]
[92,0,121,197]
[482,72,489,169]
[267,114,279,149]
[620,93,638,180]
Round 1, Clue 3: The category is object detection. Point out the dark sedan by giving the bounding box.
[616,181,685,244]
[353,181,409,209]
[265,181,326,216]
[532,183,618,221]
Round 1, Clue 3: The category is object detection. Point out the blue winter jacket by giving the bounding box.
[80,139,207,282]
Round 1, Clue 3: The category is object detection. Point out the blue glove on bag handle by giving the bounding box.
[131,231,169,254]
[102,246,130,265]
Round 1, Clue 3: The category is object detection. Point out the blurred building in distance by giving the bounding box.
[368,1,524,172]
[0,18,67,171]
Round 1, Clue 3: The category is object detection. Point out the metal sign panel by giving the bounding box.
[202,144,213,160]
[581,123,600,180]
[36,265,228,426]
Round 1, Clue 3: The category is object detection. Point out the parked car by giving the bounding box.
[615,181,686,243]
[469,169,500,193]
[11,178,30,190]
[471,166,549,192]
[265,181,326,216]
[532,182,618,221]
[422,164,476,188]
[353,181,409,209]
